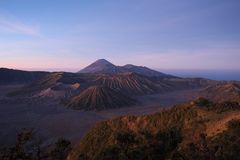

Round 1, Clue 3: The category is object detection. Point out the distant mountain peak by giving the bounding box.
[124,64,135,67]
[87,59,115,67]
[124,64,147,68]
[94,59,112,64]
[78,59,126,74]
[122,64,174,78]
[78,59,174,78]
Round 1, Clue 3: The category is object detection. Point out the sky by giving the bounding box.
[0,0,240,72]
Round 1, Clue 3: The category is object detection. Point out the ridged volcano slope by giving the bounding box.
[94,73,162,95]
[66,85,136,110]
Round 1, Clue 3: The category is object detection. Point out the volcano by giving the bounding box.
[66,85,136,110]
[94,72,161,95]
[78,59,173,78]
[78,59,127,74]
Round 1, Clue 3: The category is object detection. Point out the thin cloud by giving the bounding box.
[0,15,40,36]
[112,43,240,70]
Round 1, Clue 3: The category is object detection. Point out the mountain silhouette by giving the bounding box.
[123,64,174,77]
[78,59,127,74]
[78,59,173,78]
[0,68,48,85]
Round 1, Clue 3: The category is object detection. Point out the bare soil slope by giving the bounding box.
[67,85,136,110]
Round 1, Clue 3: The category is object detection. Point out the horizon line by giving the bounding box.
[1,67,240,73]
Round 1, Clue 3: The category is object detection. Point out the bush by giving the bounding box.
[194,97,212,107]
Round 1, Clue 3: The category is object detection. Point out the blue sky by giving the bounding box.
[0,0,240,71]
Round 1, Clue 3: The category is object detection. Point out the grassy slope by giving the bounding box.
[68,98,240,160]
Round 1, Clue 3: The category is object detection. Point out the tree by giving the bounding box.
[50,138,71,160]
